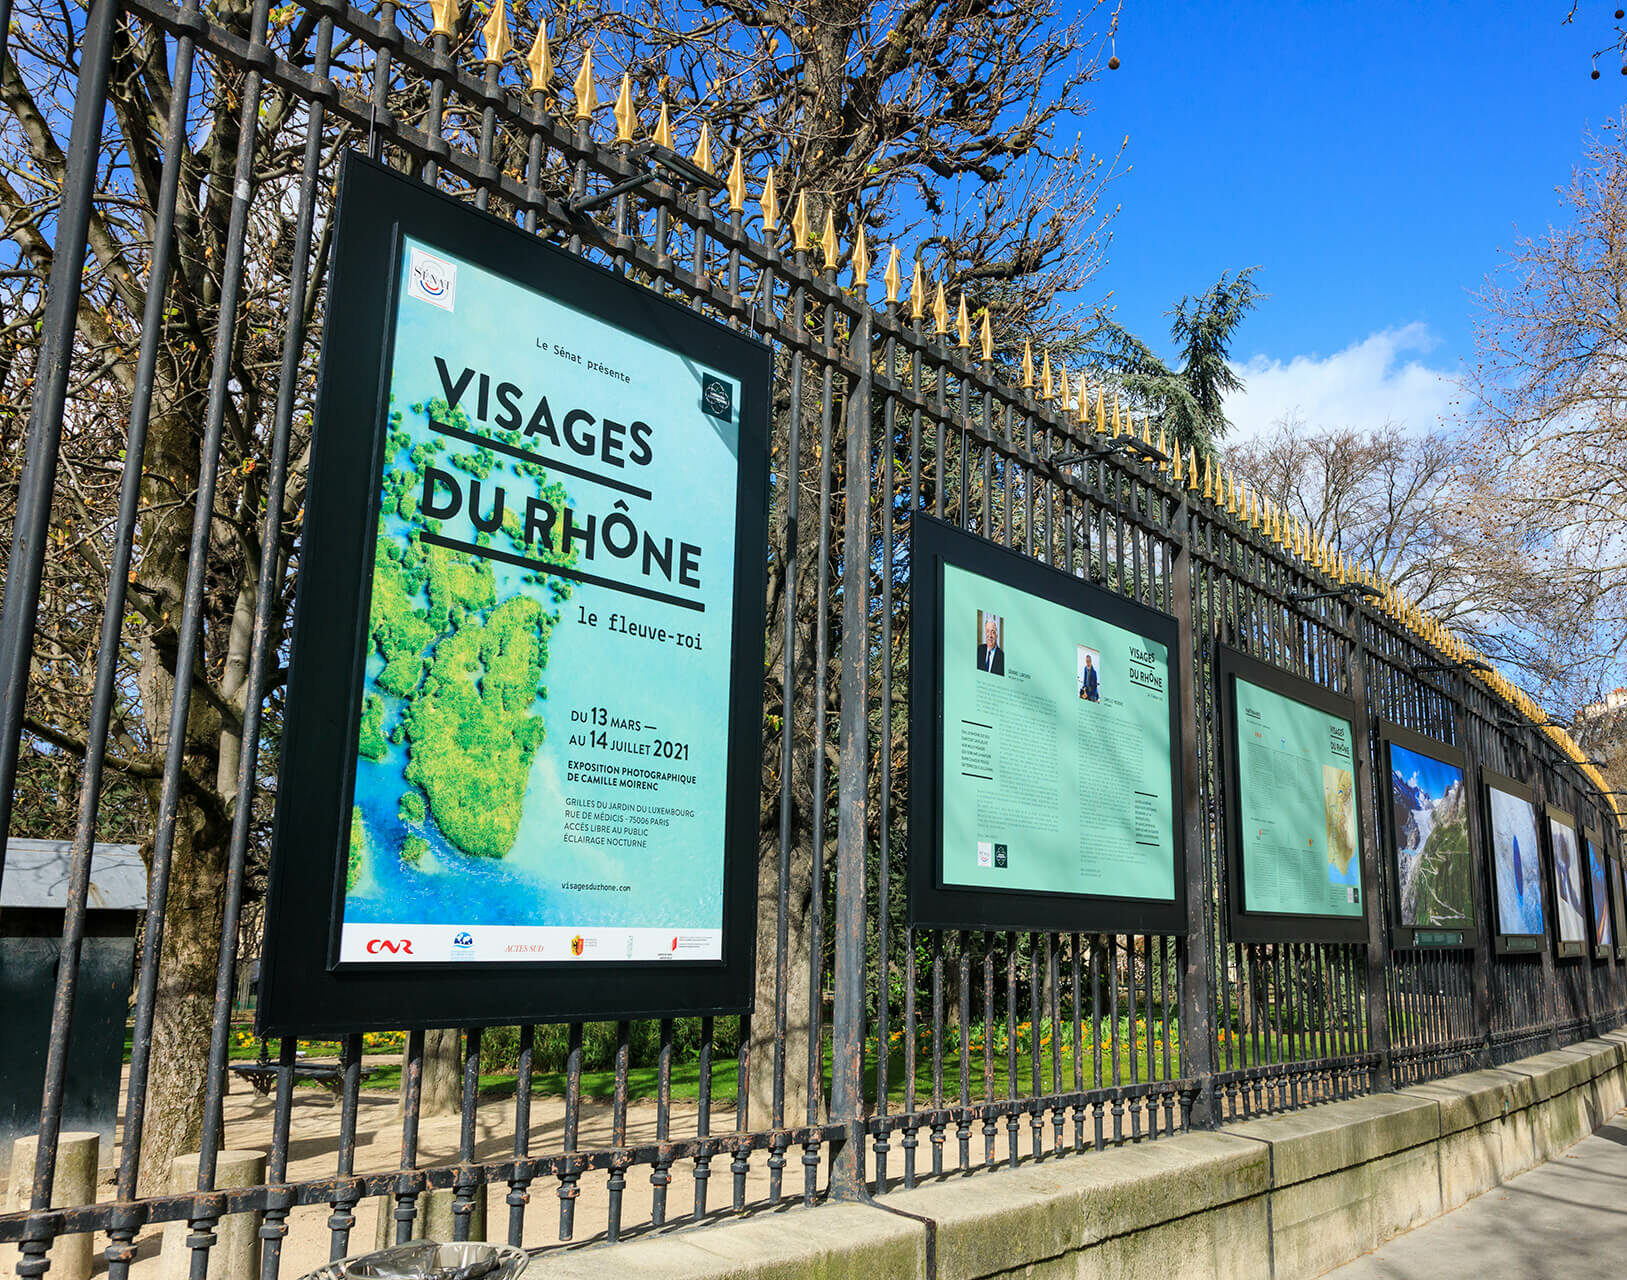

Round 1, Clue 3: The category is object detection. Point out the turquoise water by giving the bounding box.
[345,740,556,926]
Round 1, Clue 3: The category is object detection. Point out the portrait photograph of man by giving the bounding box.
[976,610,1005,675]
[1077,645,1101,701]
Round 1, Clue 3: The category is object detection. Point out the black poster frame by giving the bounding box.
[1217,645,1369,945]
[906,514,1188,936]
[1583,825,1612,962]
[1613,847,1627,962]
[1546,804,1586,960]
[257,152,770,1036]
[1481,768,1546,957]
[1378,722,1474,950]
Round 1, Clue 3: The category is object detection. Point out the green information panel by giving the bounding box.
[1221,647,1368,943]
[910,516,1186,935]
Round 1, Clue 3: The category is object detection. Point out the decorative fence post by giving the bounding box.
[1524,742,1564,1052]
[1453,682,1498,1066]
[1347,616,1395,1092]
[1173,489,1217,1126]
[830,311,874,1199]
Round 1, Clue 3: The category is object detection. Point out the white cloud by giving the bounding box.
[1222,323,1457,443]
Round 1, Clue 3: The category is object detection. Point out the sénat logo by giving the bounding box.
[365,938,413,955]
[407,247,456,312]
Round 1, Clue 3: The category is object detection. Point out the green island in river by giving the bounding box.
[352,397,575,874]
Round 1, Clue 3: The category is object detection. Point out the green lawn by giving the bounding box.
[138,1023,1342,1107]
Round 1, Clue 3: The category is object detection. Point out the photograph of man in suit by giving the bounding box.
[976,611,1004,676]
[1077,646,1101,701]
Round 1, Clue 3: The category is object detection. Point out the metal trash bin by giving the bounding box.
[299,1240,529,1279]
[0,838,144,1179]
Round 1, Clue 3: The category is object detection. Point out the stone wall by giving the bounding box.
[523,1029,1627,1280]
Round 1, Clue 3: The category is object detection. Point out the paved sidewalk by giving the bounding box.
[1325,1108,1627,1278]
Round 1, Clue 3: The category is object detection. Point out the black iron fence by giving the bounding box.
[0,0,1623,1276]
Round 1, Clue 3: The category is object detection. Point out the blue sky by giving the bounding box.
[1390,743,1462,808]
[1084,2,1617,439]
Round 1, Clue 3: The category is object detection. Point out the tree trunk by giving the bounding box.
[415,1029,463,1117]
[748,828,815,1127]
[134,395,231,1197]
[137,790,228,1196]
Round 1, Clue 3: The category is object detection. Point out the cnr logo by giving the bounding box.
[366,938,414,955]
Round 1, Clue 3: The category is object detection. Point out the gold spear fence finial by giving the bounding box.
[1112,391,1123,435]
[693,122,714,175]
[910,258,926,321]
[573,48,597,119]
[981,309,994,361]
[792,191,811,251]
[884,246,901,304]
[932,281,949,334]
[760,167,779,233]
[726,147,746,212]
[431,0,459,38]
[653,102,673,150]
[1021,339,1035,388]
[821,208,839,271]
[1095,386,1106,434]
[957,295,971,349]
[482,1,510,64]
[1203,455,1213,500]
[1041,348,1054,400]
[852,227,871,289]
[614,76,636,142]
[526,21,552,93]
[1172,441,1184,483]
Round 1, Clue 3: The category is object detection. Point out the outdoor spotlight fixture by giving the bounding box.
[1051,435,1171,469]
[1412,657,1495,677]
[569,138,726,215]
[1286,582,1384,606]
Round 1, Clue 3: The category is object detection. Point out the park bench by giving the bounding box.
[228,1045,380,1098]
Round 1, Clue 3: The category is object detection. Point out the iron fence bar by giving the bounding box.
[0,0,120,894]
[194,7,339,1272]
[19,0,199,1253]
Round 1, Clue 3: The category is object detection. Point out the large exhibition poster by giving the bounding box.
[1234,679,1363,918]
[258,153,769,1034]
[1548,810,1586,956]
[1383,726,1473,948]
[1484,774,1543,950]
[1586,833,1613,954]
[335,232,736,965]
[909,516,1186,935]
